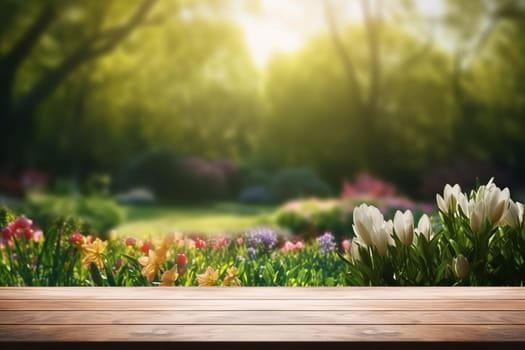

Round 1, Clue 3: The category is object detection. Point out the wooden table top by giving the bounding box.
[0,287,524,348]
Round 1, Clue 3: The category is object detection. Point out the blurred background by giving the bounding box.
[1,0,524,237]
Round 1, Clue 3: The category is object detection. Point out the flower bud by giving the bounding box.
[452,255,470,280]
[393,210,414,246]
[415,214,432,241]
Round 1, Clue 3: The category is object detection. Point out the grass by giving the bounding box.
[113,202,279,238]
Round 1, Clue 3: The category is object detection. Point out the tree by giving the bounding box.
[0,0,158,169]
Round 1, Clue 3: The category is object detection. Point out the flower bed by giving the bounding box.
[0,179,523,286]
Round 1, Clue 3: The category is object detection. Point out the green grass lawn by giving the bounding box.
[113,202,279,238]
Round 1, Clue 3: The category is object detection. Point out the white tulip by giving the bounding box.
[393,210,414,246]
[484,186,510,225]
[373,219,394,257]
[436,184,462,214]
[415,214,432,241]
[352,204,384,247]
[504,200,524,231]
[469,200,486,235]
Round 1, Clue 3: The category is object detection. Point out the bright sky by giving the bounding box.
[232,0,444,70]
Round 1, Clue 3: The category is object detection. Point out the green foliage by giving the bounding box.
[16,194,124,238]
[276,199,353,241]
[270,168,333,202]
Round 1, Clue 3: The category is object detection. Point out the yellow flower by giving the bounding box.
[138,233,175,282]
[223,266,241,286]
[81,238,107,269]
[197,266,218,286]
[139,249,163,282]
[160,265,179,286]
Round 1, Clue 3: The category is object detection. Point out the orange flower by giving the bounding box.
[197,266,218,286]
[160,265,179,286]
[223,267,241,287]
[81,238,107,269]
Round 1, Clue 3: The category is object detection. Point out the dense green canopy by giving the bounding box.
[1,0,524,198]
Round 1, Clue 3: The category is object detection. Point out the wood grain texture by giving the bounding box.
[0,287,524,343]
[0,324,524,341]
[0,286,523,299]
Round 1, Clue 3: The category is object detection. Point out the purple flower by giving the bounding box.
[317,232,336,253]
[246,227,278,251]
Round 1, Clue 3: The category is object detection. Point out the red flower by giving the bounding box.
[70,232,85,246]
[2,227,13,241]
[141,240,153,254]
[177,253,187,266]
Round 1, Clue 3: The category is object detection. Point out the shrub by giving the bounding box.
[238,186,274,204]
[116,149,238,202]
[270,168,332,202]
[276,199,353,241]
[15,194,124,238]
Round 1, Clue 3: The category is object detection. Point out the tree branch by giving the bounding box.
[13,0,158,118]
[1,4,56,67]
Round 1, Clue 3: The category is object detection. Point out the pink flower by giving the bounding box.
[236,237,244,245]
[32,230,43,243]
[177,253,187,266]
[281,240,305,253]
[125,237,137,246]
[13,217,33,229]
[194,238,206,249]
[213,237,227,250]
[342,239,351,252]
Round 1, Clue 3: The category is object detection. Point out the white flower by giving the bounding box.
[469,200,486,235]
[352,204,384,247]
[504,200,524,231]
[436,184,462,214]
[350,237,361,262]
[415,214,432,241]
[393,210,414,246]
[373,219,393,256]
[468,180,510,234]
[484,185,510,225]
[352,204,394,256]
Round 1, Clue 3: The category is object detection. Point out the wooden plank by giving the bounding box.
[0,310,524,325]
[1,299,524,311]
[0,324,524,342]
[1,287,523,300]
